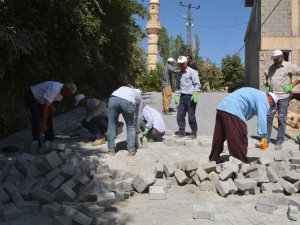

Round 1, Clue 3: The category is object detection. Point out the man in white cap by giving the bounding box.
[263,49,300,150]
[209,87,278,164]
[174,55,201,139]
[74,94,109,146]
[161,57,179,114]
[107,86,142,156]
[24,81,77,151]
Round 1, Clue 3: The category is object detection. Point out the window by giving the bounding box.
[282,51,291,62]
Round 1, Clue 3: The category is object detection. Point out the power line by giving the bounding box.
[194,22,248,29]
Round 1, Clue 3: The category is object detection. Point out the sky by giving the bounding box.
[136,0,252,66]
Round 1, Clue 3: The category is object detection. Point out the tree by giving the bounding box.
[194,34,200,58]
[221,54,245,87]
[158,27,170,64]
[170,35,187,60]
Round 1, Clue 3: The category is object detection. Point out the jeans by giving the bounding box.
[107,96,136,151]
[267,96,289,144]
[177,94,197,133]
[81,117,108,139]
[24,89,54,144]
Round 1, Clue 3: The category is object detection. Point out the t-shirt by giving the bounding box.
[31,81,63,104]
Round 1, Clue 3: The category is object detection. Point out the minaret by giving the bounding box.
[146,0,161,70]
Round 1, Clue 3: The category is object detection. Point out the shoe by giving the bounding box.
[127,151,136,156]
[108,150,115,156]
[274,143,282,150]
[117,121,124,135]
[189,133,197,139]
[92,138,106,146]
[175,130,185,137]
[169,107,177,112]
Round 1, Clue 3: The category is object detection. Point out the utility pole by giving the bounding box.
[180,1,200,56]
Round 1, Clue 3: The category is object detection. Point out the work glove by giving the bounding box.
[297,132,300,143]
[191,91,199,103]
[259,138,268,151]
[143,129,149,137]
[283,83,294,94]
[265,84,270,92]
[174,94,179,105]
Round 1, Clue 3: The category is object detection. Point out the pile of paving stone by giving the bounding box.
[0,143,135,225]
[131,148,300,221]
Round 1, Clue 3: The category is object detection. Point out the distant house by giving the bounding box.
[244,0,300,93]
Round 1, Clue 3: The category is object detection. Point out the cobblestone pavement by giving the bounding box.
[0,92,299,225]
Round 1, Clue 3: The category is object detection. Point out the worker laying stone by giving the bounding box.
[24,81,77,152]
[209,87,278,164]
[107,86,142,156]
[174,56,201,139]
[74,94,124,146]
[263,49,300,150]
[140,103,166,142]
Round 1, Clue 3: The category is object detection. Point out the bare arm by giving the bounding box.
[40,101,51,133]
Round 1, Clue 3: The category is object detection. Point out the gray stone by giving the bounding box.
[174,139,185,146]
[208,171,219,183]
[64,206,92,225]
[16,200,39,214]
[192,204,215,221]
[290,157,300,165]
[3,182,23,202]
[174,169,189,184]
[50,174,66,189]
[266,166,279,182]
[255,194,277,214]
[278,178,298,194]
[60,165,76,177]
[35,189,56,203]
[45,151,62,170]
[41,202,63,216]
[149,186,167,200]
[202,161,216,173]
[61,177,79,189]
[274,150,294,161]
[288,205,298,221]
[53,215,72,225]
[215,179,237,197]
[234,178,257,191]
[97,192,116,206]
[154,164,164,178]
[218,168,234,181]
[132,171,156,193]
[196,167,209,181]
[261,182,283,193]
[79,181,100,201]
[163,138,175,146]
[185,160,199,171]
[56,186,76,202]
[0,184,10,202]
[290,198,300,211]
[45,168,60,182]
[184,140,193,147]
[279,170,300,182]
[163,164,175,177]
[199,181,217,193]
[0,203,22,221]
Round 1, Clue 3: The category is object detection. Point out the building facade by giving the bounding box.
[244,0,300,92]
[146,0,161,70]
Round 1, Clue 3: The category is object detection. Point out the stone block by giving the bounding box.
[274,150,294,161]
[149,186,167,200]
[257,154,274,165]
[16,200,39,214]
[279,170,300,182]
[0,185,10,202]
[185,160,199,171]
[93,173,110,182]
[50,174,66,189]
[154,164,164,178]
[41,202,63,216]
[218,168,235,181]
[53,215,72,225]
[261,182,283,193]
[290,157,300,165]
[198,139,211,148]
[56,186,76,202]
[164,130,173,135]
[163,138,175,146]
[60,165,76,177]
[255,194,277,214]
[266,166,279,182]
[184,140,193,147]
[196,167,209,181]
[215,179,237,197]
[45,168,60,182]
[288,205,298,221]
[248,169,269,183]
[234,178,257,191]
[79,202,105,215]
[153,179,169,189]
[0,203,22,221]
[97,192,116,207]
[202,162,216,173]
[192,204,215,221]
[294,180,300,191]
[35,189,56,203]
[278,178,298,194]
[199,181,217,193]
[132,171,156,193]
[45,151,62,170]
[163,164,175,177]
[64,206,93,225]
[208,171,219,183]
[79,181,100,201]
[174,139,185,146]
[174,169,189,184]
[3,182,23,202]
[290,198,300,211]
[61,177,79,189]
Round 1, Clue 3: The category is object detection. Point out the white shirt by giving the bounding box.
[142,105,165,133]
[31,81,63,104]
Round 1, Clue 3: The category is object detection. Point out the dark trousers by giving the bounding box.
[81,117,108,139]
[177,94,197,133]
[140,119,164,140]
[24,89,54,142]
[209,110,248,163]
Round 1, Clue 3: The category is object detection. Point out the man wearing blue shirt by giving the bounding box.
[209,87,278,163]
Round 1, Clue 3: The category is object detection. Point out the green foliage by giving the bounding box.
[221,54,245,87]
[158,27,170,64]
[0,0,148,137]
[136,64,163,92]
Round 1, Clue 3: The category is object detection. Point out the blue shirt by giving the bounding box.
[217,87,270,137]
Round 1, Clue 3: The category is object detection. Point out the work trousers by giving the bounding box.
[177,94,197,133]
[209,110,248,163]
[162,86,172,112]
[24,89,54,143]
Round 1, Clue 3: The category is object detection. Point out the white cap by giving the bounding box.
[167,57,175,63]
[177,56,187,64]
[74,94,85,106]
[268,92,278,104]
[271,50,283,59]
[134,89,142,95]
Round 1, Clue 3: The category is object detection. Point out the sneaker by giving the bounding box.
[169,107,177,112]
[175,130,185,137]
[92,138,106,146]
[274,143,282,150]
[189,133,197,139]
[127,150,137,156]
[117,121,124,135]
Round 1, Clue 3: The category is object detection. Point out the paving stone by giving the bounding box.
[64,206,92,225]
[79,202,105,215]
[248,169,269,183]
[290,198,300,211]
[184,160,199,171]
[61,177,79,189]
[0,203,22,221]
[0,184,10,202]
[255,194,277,214]
[16,200,39,214]
[45,151,62,170]
[196,167,209,181]
[198,138,211,148]
[56,186,76,202]
[3,182,23,202]
[199,180,217,193]
[41,202,63,216]
[175,161,185,170]
[294,180,300,191]
[174,139,185,146]
[45,168,60,182]
[202,161,216,173]
[279,170,300,182]
[97,192,116,206]
[274,150,294,161]
[215,179,237,197]
[149,186,167,200]
[60,165,77,177]
[218,168,235,181]
[79,181,100,201]
[50,174,66,189]
[132,171,156,193]
[208,171,219,183]
[35,189,56,203]
[288,205,298,221]
[184,140,193,147]
[154,164,164,178]
[153,179,170,189]
[266,166,279,182]
[234,178,257,191]
[261,182,283,193]
[192,204,215,221]
[272,193,290,205]
[290,157,300,165]
[189,171,201,186]
[174,169,189,184]
[163,138,175,146]
[53,215,72,225]
[164,130,173,135]
[278,178,298,194]
[163,164,175,177]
